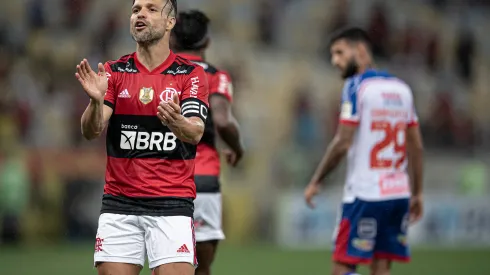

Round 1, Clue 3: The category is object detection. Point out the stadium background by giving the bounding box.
[1,0,490,274]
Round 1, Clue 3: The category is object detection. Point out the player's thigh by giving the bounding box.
[332,199,378,266]
[374,198,410,263]
[94,213,146,268]
[196,240,219,270]
[370,258,392,275]
[97,262,142,275]
[194,192,225,243]
[153,262,194,275]
[142,215,197,271]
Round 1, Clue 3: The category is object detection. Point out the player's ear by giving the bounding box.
[357,43,369,58]
[203,38,210,50]
[166,16,176,31]
[353,43,364,60]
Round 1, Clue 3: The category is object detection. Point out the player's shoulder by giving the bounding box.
[105,52,138,74]
[346,69,409,91]
[198,62,232,83]
[361,69,408,87]
[162,55,204,76]
[190,60,221,75]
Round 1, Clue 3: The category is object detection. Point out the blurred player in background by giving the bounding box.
[304,27,424,275]
[75,1,209,275]
[170,10,244,275]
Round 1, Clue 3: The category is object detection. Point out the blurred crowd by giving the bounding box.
[0,0,489,245]
[277,0,486,152]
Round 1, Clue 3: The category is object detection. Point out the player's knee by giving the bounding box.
[332,262,357,275]
[195,251,213,275]
[370,259,391,275]
[196,240,218,270]
[332,270,361,275]
[371,270,390,275]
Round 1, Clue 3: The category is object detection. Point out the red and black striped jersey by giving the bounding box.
[101,51,209,216]
[177,54,233,193]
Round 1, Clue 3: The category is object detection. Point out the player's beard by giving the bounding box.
[341,58,359,79]
[131,25,165,47]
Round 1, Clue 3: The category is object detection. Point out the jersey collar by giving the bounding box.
[133,51,176,74]
[176,53,203,62]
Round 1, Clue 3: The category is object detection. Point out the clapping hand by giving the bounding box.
[75,59,108,102]
[157,93,184,127]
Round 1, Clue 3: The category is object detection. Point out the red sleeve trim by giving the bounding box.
[407,121,419,128]
[104,100,114,109]
[339,119,360,126]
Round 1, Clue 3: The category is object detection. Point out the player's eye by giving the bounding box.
[150,8,158,12]
[132,8,139,14]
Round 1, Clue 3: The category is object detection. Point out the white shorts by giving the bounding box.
[94,214,196,269]
[193,193,225,242]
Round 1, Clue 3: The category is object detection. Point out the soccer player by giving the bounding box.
[170,10,244,275]
[304,27,424,275]
[75,1,209,275]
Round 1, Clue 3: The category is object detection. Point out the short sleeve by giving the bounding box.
[407,100,419,128]
[339,79,360,126]
[209,71,233,102]
[180,66,209,123]
[103,62,117,109]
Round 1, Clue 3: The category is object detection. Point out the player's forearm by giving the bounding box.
[409,147,424,197]
[168,117,204,145]
[216,116,244,155]
[311,137,350,184]
[81,99,105,140]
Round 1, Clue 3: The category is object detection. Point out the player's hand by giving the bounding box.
[409,195,423,224]
[222,148,243,167]
[304,182,321,209]
[75,59,108,102]
[157,93,184,127]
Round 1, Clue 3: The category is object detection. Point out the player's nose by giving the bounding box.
[136,10,148,19]
[331,56,340,67]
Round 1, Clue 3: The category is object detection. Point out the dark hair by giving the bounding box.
[172,10,210,51]
[132,0,177,16]
[328,27,372,50]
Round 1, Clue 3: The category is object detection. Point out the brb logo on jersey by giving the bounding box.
[120,124,177,151]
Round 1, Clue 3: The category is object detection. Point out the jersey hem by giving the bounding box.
[195,175,220,193]
[407,121,419,128]
[100,195,194,217]
[343,196,411,203]
[104,100,114,109]
[339,119,359,126]
[100,209,193,217]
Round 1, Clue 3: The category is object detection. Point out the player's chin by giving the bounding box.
[340,70,349,79]
[131,31,149,41]
[341,70,355,79]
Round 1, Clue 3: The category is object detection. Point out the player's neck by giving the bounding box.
[136,40,171,72]
[357,63,374,75]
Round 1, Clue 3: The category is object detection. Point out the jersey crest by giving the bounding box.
[139,87,154,105]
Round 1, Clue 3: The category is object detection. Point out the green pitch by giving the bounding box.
[0,243,489,275]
